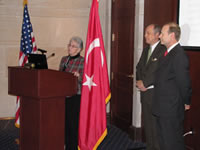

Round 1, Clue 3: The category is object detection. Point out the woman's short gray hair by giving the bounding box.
[69,36,83,50]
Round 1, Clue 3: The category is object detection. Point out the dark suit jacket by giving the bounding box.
[152,44,192,117]
[136,42,166,88]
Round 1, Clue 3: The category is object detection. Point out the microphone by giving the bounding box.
[38,48,47,54]
[47,53,55,59]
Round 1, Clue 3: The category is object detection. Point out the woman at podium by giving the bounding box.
[59,36,84,150]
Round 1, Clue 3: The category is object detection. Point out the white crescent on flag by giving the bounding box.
[85,38,105,67]
[86,38,100,64]
[100,50,104,67]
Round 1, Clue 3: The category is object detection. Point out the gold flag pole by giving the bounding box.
[23,0,28,6]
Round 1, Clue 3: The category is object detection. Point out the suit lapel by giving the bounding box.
[146,43,162,66]
[157,44,179,69]
[142,46,150,66]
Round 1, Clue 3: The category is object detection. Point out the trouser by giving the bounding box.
[155,115,185,150]
[141,89,160,150]
[65,95,81,150]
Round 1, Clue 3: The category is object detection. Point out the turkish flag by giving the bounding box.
[78,0,111,149]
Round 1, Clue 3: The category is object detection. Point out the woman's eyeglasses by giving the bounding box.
[68,44,79,49]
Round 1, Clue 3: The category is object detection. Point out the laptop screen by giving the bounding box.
[27,54,48,69]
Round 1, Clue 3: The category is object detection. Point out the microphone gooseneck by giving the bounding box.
[38,48,47,54]
[47,53,55,59]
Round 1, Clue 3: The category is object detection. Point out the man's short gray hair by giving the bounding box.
[153,24,161,35]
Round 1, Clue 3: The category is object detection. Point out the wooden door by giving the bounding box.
[184,50,200,150]
[110,0,135,132]
[144,0,178,28]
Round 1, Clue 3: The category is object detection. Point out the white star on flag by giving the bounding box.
[82,74,97,91]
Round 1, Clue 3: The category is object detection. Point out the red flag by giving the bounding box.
[78,0,111,149]
[15,0,37,128]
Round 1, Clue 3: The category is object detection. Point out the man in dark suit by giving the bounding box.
[136,24,166,150]
[152,22,192,150]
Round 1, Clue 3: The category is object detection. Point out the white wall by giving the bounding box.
[132,0,144,128]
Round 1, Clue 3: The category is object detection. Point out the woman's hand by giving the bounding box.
[73,71,80,78]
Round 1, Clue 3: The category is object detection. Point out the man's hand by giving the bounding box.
[136,80,147,92]
[185,104,190,111]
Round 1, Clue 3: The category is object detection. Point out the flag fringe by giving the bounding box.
[15,123,20,128]
[93,128,107,150]
[106,93,111,104]
[78,129,107,150]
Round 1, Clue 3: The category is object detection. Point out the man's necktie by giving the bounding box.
[164,50,168,56]
[146,47,152,64]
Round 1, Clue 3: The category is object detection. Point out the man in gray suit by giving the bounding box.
[136,24,166,150]
[152,22,192,150]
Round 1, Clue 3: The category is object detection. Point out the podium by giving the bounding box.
[8,67,77,150]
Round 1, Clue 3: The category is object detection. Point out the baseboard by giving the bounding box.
[128,125,143,142]
[106,112,111,124]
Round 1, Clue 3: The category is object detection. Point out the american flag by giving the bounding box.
[15,2,37,128]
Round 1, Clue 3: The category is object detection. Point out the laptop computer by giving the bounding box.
[27,54,48,69]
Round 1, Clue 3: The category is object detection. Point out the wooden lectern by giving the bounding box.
[8,67,77,150]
